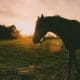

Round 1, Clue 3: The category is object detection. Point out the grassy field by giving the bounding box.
[0,37,80,80]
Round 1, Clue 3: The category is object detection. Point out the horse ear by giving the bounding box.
[41,14,44,19]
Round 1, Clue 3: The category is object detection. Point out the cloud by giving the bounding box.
[0,0,80,34]
[0,0,80,20]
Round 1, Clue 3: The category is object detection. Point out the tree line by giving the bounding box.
[0,25,21,39]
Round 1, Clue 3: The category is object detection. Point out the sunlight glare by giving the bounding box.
[14,21,34,36]
[48,39,62,53]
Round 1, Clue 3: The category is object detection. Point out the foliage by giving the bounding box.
[0,25,21,39]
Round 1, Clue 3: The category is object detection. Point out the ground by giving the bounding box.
[0,37,80,80]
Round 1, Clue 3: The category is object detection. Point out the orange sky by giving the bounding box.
[0,0,80,35]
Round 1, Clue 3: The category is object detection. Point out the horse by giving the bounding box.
[32,14,80,79]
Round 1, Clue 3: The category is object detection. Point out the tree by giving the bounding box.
[0,24,21,39]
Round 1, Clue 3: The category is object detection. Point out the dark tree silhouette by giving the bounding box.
[8,25,21,39]
[0,24,21,39]
[33,14,80,80]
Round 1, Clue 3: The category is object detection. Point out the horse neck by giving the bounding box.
[45,18,67,37]
[48,24,62,37]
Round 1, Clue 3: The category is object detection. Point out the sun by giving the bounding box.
[14,21,34,36]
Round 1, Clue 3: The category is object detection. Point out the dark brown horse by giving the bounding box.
[33,14,80,80]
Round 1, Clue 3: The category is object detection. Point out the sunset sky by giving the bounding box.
[0,0,80,35]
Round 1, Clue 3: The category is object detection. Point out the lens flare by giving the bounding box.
[47,39,62,52]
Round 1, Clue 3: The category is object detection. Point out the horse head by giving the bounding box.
[33,14,48,44]
[33,14,63,44]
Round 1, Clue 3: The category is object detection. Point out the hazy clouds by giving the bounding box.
[0,0,80,20]
[0,0,80,34]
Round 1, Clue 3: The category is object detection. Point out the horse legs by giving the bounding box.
[67,49,80,80]
[67,49,73,80]
[72,50,80,74]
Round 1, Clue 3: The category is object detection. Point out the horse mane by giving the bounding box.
[43,15,80,24]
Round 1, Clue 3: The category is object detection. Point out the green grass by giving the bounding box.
[0,38,80,80]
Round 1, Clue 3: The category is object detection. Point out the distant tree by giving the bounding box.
[0,25,8,39]
[8,25,21,39]
[0,24,21,39]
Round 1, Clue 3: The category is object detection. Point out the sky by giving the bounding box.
[0,0,80,35]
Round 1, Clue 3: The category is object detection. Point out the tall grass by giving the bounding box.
[0,38,80,80]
